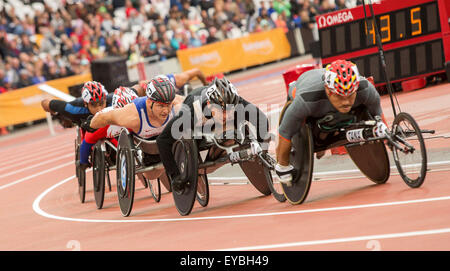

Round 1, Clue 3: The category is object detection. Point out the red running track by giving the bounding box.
[1,59,449,251]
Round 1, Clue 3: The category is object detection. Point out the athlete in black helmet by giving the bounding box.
[156,76,270,192]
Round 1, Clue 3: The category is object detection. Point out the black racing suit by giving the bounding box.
[156,87,270,179]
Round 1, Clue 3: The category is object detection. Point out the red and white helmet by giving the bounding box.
[146,75,176,104]
[81,81,107,104]
[112,87,138,108]
[324,60,360,96]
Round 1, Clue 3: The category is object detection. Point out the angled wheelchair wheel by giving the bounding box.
[281,123,314,205]
[172,139,199,216]
[196,171,209,207]
[75,134,86,204]
[160,173,172,192]
[239,159,272,196]
[116,130,135,217]
[391,112,427,188]
[92,143,106,209]
[259,152,286,202]
[148,177,161,203]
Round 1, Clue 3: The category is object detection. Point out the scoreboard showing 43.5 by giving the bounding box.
[319,1,440,58]
[316,0,450,86]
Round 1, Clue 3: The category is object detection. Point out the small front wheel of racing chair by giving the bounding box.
[391,112,428,188]
[139,174,161,203]
[75,128,86,203]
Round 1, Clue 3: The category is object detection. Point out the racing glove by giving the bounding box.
[373,116,388,137]
[250,141,263,155]
[275,163,295,184]
[81,115,97,133]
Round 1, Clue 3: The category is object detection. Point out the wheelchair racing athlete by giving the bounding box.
[40,79,156,129]
[77,86,139,171]
[41,81,110,128]
[275,59,388,184]
[156,77,271,193]
[87,75,185,141]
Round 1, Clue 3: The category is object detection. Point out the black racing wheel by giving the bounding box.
[172,139,199,216]
[92,142,106,209]
[116,130,136,217]
[196,171,209,207]
[281,123,314,205]
[75,129,86,204]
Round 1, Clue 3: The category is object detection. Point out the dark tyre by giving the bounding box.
[196,172,209,207]
[92,143,106,209]
[172,139,199,216]
[148,177,161,203]
[116,130,135,217]
[75,132,86,204]
[281,124,314,205]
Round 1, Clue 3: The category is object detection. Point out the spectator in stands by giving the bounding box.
[0,69,7,93]
[31,68,46,85]
[0,0,364,94]
[16,69,33,89]
[273,0,292,18]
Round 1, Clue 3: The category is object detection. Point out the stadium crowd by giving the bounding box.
[0,0,362,93]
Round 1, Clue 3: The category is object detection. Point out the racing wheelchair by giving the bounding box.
[260,102,434,205]
[115,129,205,217]
[74,127,162,211]
[170,120,280,216]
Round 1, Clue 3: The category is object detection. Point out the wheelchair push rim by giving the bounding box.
[391,112,427,188]
[258,152,286,202]
[281,124,314,205]
[148,177,161,203]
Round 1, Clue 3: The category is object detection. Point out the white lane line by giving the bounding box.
[0,153,73,178]
[32,174,450,223]
[207,160,450,183]
[0,161,73,190]
[0,130,72,161]
[0,142,73,169]
[215,227,450,251]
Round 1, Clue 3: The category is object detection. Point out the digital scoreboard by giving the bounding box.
[316,0,450,85]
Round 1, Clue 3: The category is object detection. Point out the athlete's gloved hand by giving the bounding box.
[250,141,262,156]
[373,116,388,137]
[81,115,97,133]
[275,163,295,184]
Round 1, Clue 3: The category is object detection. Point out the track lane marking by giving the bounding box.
[0,161,73,190]
[32,173,450,223]
[215,227,450,251]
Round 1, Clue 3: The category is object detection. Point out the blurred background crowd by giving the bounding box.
[0,0,364,93]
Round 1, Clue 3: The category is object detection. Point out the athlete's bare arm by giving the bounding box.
[90,103,141,133]
[172,94,186,113]
[276,136,292,166]
[132,80,151,97]
[174,68,208,87]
